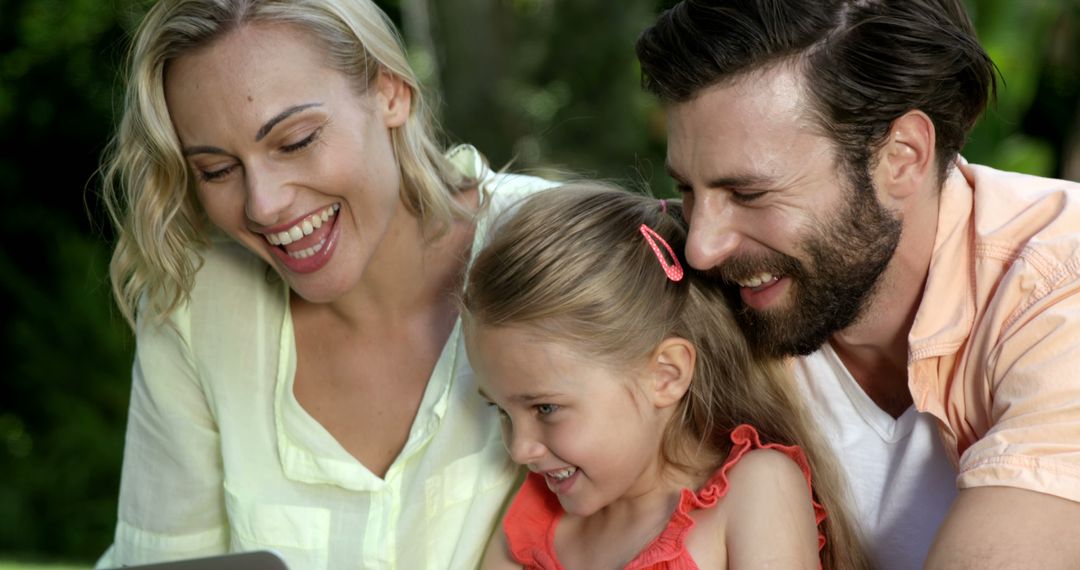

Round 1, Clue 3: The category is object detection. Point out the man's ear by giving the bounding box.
[375,69,411,128]
[874,110,936,202]
[648,337,695,409]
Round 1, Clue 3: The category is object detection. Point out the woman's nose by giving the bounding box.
[243,164,296,226]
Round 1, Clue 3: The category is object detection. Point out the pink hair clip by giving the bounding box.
[639,224,684,282]
[659,199,668,213]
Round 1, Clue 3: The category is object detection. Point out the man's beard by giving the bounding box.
[713,173,903,358]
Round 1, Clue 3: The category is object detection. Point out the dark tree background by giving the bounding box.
[0,0,1077,565]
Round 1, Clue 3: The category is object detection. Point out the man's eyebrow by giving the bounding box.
[255,102,323,142]
[665,163,774,191]
[703,174,773,189]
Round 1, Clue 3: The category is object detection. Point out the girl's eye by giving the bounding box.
[281,128,321,153]
[535,403,559,416]
[198,164,236,183]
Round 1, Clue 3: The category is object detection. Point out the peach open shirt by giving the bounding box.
[909,160,1080,501]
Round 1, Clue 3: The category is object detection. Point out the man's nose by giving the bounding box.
[685,193,741,271]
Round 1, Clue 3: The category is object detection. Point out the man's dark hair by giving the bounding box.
[636,0,997,186]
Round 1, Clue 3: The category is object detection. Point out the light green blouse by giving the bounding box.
[97,147,557,569]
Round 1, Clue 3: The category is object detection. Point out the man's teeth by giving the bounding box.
[266,204,340,246]
[548,467,577,481]
[738,272,776,288]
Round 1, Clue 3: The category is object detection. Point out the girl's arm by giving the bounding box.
[480,519,521,570]
[721,448,820,569]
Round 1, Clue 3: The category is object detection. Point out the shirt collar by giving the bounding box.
[908,161,977,361]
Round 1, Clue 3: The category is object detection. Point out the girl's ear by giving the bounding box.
[649,337,695,409]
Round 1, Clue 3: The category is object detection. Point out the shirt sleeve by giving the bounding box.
[957,284,1080,503]
[96,306,228,567]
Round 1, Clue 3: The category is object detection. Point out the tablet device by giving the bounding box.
[103,550,289,569]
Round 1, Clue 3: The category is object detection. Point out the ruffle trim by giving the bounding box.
[626,424,827,568]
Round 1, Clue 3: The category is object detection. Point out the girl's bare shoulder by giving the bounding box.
[689,449,818,568]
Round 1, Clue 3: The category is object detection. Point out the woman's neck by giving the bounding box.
[297,187,478,332]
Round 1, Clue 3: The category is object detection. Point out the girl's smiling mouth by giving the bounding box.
[542,466,579,494]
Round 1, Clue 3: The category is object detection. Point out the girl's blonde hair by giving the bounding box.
[102,0,471,327]
[462,183,870,569]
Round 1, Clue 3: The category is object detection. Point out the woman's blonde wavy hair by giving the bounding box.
[462,183,872,569]
[102,0,472,328]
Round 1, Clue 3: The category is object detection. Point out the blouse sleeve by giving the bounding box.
[96,306,228,567]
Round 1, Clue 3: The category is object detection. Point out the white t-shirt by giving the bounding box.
[794,344,958,570]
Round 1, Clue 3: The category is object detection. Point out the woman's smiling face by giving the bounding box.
[164,22,411,303]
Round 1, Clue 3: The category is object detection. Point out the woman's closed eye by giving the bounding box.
[198,163,238,183]
[281,127,322,153]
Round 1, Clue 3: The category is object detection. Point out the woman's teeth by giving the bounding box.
[265,204,339,246]
[289,239,325,259]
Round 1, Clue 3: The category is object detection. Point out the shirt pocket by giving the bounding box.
[223,482,331,570]
[422,448,520,565]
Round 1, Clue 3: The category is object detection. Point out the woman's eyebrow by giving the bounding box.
[183,144,226,157]
[254,102,323,142]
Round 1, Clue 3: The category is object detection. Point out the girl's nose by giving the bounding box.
[505,426,546,466]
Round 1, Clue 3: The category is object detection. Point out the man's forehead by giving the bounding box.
[664,71,825,181]
[675,68,809,122]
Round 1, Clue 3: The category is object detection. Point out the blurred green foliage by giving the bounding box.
[964,0,1080,177]
[0,562,87,570]
[426,0,1080,187]
[0,0,1077,564]
[0,0,141,564]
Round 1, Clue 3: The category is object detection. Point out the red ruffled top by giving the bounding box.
[502,424,827,569]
